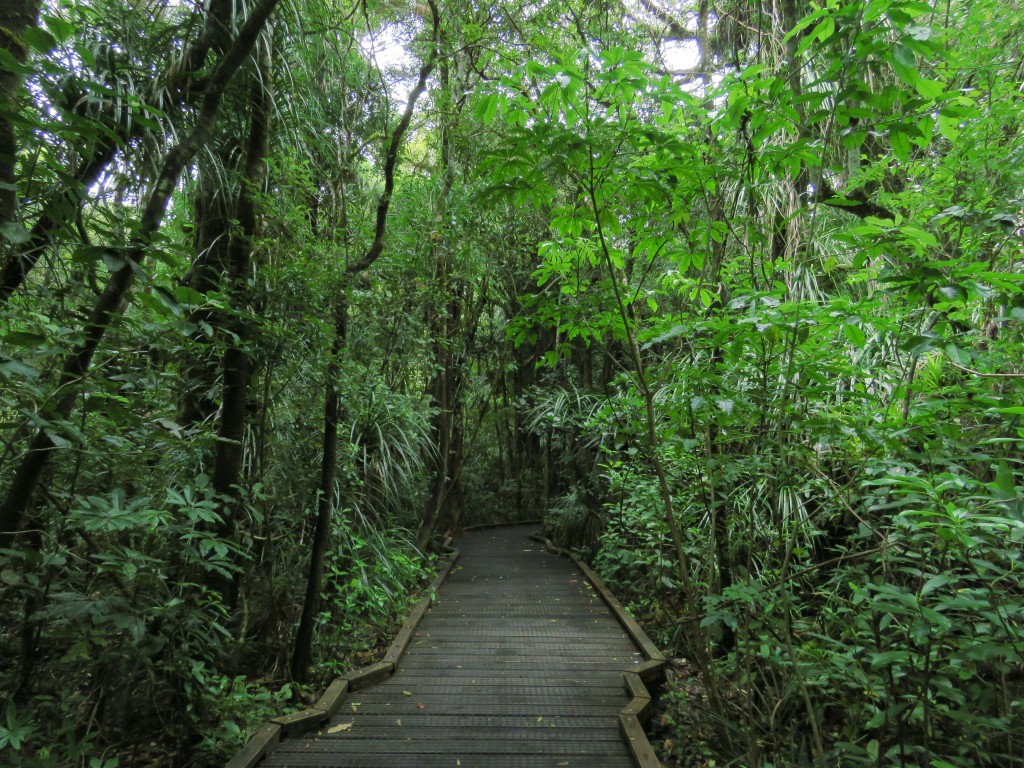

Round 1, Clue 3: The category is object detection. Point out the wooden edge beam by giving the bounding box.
[224,722,281,768]
[532,533,666,665]
[531,533,668,765]
[527,532,559,554]
[621,695,652,721]
[635,658,667,685]
[344,661,394,691]
[620,713,664,768]
[622,672,653,723]
[313,678,349,718]
[623,671,652,700]
[574,559,666,663]
[385,549,458,667]
[383,595,432,666]
[270,708,328,736]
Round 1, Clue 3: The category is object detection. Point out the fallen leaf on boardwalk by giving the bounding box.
[327,723,352,734]
[403,690,412,696]
[396,719,402,726]
[350,703,361,712]
[416,703,425,709]
[536,716,543,722]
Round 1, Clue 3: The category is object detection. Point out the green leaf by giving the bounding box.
[43,14,76,43]
[871,649,911,668]
[843,322,866,348]
[915,78,945,99]
[944,344,970,365]
[901,333,939,355]
[864,0,890,22]
[782,8,830,43]
[932,205,967,221]
[0,359,39,380]
[0,48,33,75]
[890,43,918,85]
[173,286,207,305]
[102,252,128,272]
[24,26,58,53]
[0,222,31,244]
[43,428,71,449]
[841,128,867,150]
[920,573,951,596]
[474,94,499,124]
[889,127,911,162]
[2,330,47,347]
[815,16,836,42]
[906,25,934,41]
[992,461,1016,499]
[991,406,1024,415]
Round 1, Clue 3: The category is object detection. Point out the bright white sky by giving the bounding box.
[365,26,411,71]
[662,39,701,71]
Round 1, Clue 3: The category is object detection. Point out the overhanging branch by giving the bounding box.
[346,0,441,276]
[815,177,896,221]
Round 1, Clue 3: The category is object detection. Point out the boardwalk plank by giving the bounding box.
[261,755,630,767]
[260,526,644,768]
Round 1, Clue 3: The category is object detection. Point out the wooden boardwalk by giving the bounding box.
[261,526,646,767]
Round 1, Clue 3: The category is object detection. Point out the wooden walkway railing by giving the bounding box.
[233,526,664,768]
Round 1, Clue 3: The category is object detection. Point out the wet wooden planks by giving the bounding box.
[262,526,643,768]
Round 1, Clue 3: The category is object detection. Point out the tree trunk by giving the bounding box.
[290,297,346,682]
[290,4,439,679]
[418,43,463,548]
[209,36,274,603]
[179,165,236,427]
[0,1,39,230]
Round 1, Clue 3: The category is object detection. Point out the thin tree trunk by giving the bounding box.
[419,44,462,548]
[289,4,439,682]
[586,147,723,713]
[177,0,252,417]
[0,0,282,539]
[290,297,346,682]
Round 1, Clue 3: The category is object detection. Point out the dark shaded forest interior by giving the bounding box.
[1,0,1023,766]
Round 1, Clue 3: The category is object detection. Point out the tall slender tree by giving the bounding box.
[291,0,440,682]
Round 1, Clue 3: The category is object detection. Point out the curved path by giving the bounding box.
[262,526,645,767]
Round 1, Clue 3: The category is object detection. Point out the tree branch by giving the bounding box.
[634,0,698,41]
[0,0,235,304]
[815,176,896,221]
[345,0,441,276]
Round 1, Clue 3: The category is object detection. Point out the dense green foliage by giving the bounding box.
[1,0,1022,766]
[488,1,1024,765]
